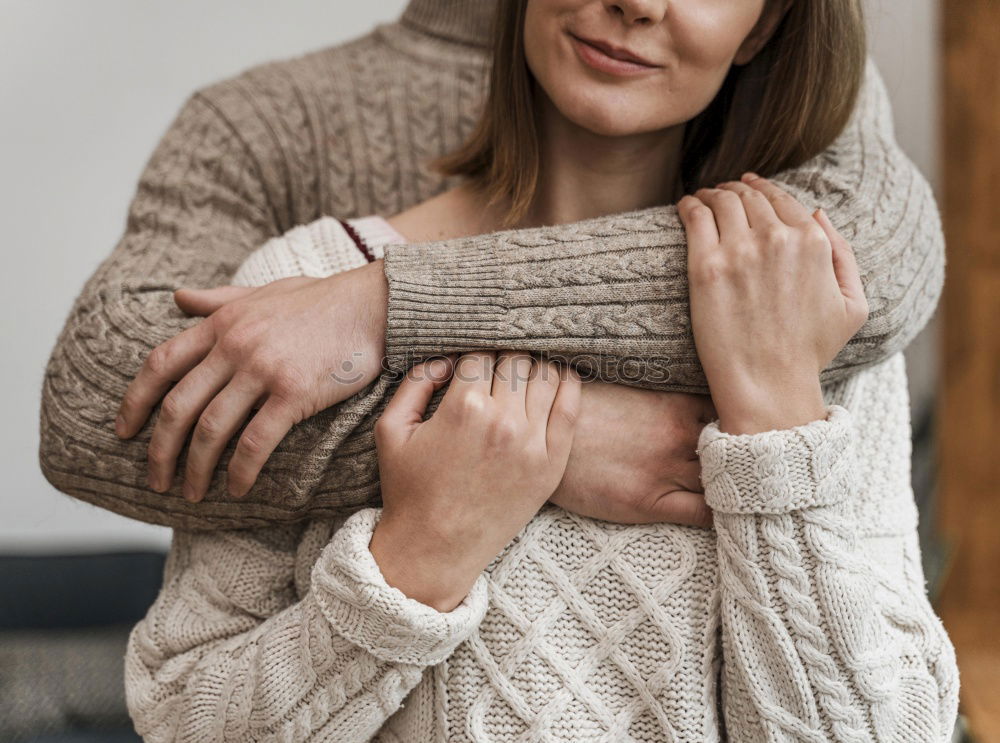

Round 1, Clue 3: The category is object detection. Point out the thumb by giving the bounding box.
[174,286,254,316]
[378,357,455,447]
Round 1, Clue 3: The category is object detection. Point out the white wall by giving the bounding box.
[866,0,942,426]
[0,1,407,552]
[0,0,938,553]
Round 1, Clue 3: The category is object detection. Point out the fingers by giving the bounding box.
[525,359,560,425]
[491,352,533,416]
[677,195,720,246]
[815,209,869,322]
[644,490,713,529]
[544,365,581,466]
[146,353,232,492]
[117,320,218,439]
[227,396,301,498]
[717,181,780,231]
[181,373,264,502]
[174,286,254,317]
[377,357,455,449]
[740,173,813,226]
[694,188,750,236]
[450,352,496,401]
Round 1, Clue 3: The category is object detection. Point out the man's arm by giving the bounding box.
[382,59,943,391]
[39,91,285,528]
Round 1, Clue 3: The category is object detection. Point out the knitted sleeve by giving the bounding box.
[699,406,959,741]
[125,512,487,743]
[381,60,942,392]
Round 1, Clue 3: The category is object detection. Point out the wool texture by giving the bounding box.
[124,216,958,742]
[38,0,945,529]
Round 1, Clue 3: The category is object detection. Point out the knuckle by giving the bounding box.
[270,366,308,400]
[237,430,265,458]
[217,321,262,357]
[144,345,173,379]
[553,402,579,429]
[759,224,787,248]
[159,393,184,424]
[803,223,829,249]
[691,254,729,285]
[487,416,521,446]
[457,393,487,420]
[194,412,223,442]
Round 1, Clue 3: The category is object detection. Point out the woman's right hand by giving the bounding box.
[369,351,581,612]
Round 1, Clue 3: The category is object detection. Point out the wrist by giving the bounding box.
[362,259,389,357]
[369,516,478,613]
[712,372,826,435]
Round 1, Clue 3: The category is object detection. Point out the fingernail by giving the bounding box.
[743,172,760,181]
[115,414,126,437]
[182,481,198,502]
[148,472,162,493]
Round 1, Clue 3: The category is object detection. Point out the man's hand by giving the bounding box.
[549,382,715,527]
[115,261,389,501]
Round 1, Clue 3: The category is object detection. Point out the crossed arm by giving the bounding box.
[38,60,943,529]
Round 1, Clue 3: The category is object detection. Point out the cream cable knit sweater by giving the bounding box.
[125,219,958,742]
[38,0,945,529]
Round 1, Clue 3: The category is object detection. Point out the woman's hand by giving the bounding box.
[115,261,389,500]
[678,174,869,435]
[369,351,581,612]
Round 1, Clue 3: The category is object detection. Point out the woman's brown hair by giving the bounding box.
[435,0,867,225]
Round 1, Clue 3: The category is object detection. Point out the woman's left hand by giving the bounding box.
[678,174,869,435]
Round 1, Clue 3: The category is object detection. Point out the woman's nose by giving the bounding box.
[602,0,668,26]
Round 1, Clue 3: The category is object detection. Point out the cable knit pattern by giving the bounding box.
[698,407,856,515]
[123,216,957,742]
[37,0,945,530]
[700,410,958,742]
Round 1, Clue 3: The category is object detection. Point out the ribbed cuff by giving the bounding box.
[698,405,857,515]
[311,508,488,666]
[382,241,508,371]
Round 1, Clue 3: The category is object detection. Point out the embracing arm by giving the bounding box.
[380,59,942,390]
[38,91,286,527]
[701,407,958,741]
[126,513,487,743]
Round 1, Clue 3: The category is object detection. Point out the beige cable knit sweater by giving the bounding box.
[38,0,945,530]
[125,218,957,742]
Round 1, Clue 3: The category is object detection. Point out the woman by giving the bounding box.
[125,1,957,741]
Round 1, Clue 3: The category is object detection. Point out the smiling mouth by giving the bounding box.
[569,33,663,76]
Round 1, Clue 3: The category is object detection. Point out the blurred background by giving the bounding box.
[0,0,994,741]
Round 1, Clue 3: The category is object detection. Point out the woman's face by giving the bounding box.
[523,0,775,137]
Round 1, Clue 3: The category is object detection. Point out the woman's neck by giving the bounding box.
[520,93,684,228]
[387,94,685,243]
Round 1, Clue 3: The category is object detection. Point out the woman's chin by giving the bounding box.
[554,93,666,139]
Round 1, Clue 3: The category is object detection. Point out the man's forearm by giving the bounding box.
[382,59,943,392]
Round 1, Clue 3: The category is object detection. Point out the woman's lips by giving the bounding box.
[569,33,662,77]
